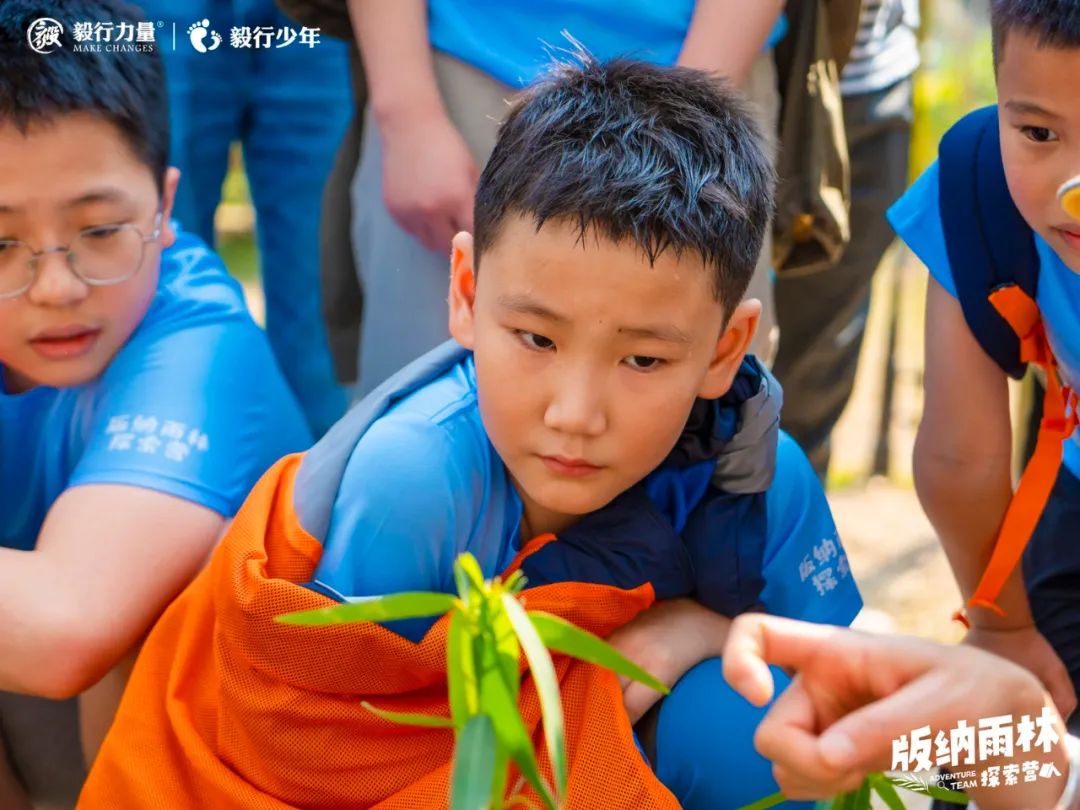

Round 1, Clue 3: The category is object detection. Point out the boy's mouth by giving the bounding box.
[1053,225,1080,253]
[29,325,102,360]
[539,455,605,478]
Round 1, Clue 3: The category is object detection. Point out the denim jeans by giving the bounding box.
[138,0,352,437]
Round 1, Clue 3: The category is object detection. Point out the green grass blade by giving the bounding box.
[455,562,473,609]
[869,774,907,810]
[736,790,788,810]
[852,779,871,810]
[487,598,521,704]
[277,592,456,626]
[448,610,477,728]
[478,649,555,810]
[456,553,488,593]
[490,744,510,809]
[451,714,497,810]
[361,701,455,729]
[503,569,528,594]
[502,594,567,798]
[528,611,669,694]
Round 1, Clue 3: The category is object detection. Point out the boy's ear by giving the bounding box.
[158,167,181,249]
[698,298,761,399]
[448,231,478,349]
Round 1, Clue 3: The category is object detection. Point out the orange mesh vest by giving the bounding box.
[78,452,679,809]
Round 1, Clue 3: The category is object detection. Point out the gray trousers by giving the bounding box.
[772,76,915,477]
[351,52,781,397]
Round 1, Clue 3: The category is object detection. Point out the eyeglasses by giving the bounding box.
[0,212,163,301]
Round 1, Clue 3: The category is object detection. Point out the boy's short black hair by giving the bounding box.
[474,56,774,315]
[991,0,1080,67]
[0,0,169,192]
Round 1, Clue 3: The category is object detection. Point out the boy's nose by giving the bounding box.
[24,251,90,307]
[1059,176,1080,221]
[543,373,608,437]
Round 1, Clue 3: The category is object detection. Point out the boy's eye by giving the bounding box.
[80,224,125,241]
[1020,126,1058,144]
[515,330,555,351]
[624,355,664,370]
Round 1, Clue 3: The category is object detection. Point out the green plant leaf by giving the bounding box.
[448,610,477,728]
[490,744,510,809]
[829,790,856,810]
[456,553,488,593]
[528,611,670,695]
[488,597,521,704]
[869,774,906,810]
[852,779,871,810]
[360,701,455,729]
[502,594,567,798]
[477,644,555,810]
[736,790,788,810]
[276,592,457,626]
[455,561,474,609]
[451,714,497,810]
[503,569,528,594]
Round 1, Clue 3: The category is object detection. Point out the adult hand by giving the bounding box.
[722,613,1066,807]
[379,111,479,253]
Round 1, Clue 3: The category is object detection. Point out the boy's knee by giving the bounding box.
[653,656,814,810]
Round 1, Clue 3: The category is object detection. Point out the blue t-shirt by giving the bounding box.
[427,0,788,90]
[0,226,313,552]
[313,356,862,628]
[888,162,1080,477]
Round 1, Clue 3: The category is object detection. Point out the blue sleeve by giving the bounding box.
[886,161,959,298]
[758,433,862,626]
[67,284,312,517]
[311,417,477,601]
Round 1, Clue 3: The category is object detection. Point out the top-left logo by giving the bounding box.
[27,17,64,54]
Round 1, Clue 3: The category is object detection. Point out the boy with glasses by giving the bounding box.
[0,0,311,804]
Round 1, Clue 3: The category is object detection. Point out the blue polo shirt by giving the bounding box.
[427,0,788,89]
[312,355,862,629]
[0,225,312,551]
[888,161,1080,477]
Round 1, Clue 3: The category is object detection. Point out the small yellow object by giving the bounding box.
[792,213,815,242]
[1060,176,1080,221]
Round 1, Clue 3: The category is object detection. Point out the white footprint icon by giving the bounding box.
[187,19,221,53]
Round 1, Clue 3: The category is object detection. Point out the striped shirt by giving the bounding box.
[840,0,920,95]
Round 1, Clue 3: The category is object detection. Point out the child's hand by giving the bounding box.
[607,599,731,723]
[965,623,1078,721]
[723,614,1068,808]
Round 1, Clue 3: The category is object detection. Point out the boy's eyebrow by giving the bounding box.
[65,188,130,208]
[618,324,691,344]
[1004,100,1065,121]
[496,294,569,323]
[0,188,131,215]
[496,293,690,343]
